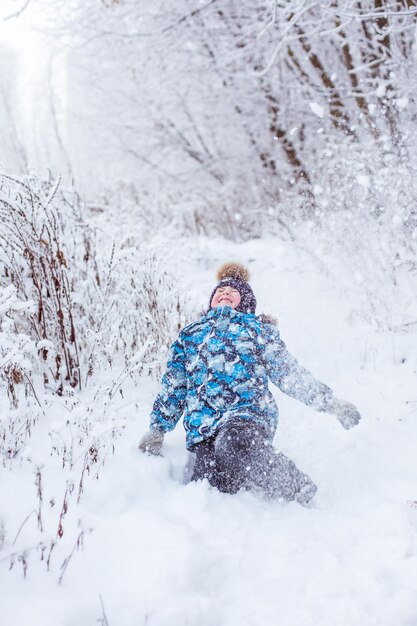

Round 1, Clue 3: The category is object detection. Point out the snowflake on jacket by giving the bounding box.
[150,305,333,450]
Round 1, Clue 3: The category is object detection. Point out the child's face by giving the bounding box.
[211,286,241,309]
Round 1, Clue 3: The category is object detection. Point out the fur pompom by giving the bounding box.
[216,262,250,282]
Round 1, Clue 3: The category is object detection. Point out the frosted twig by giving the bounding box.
[58,529,88,585]
[12,509,37,545]
[98,594,110,626]
[320,4,417,20]
[318,17,353,37]
[257,0,279,38]
[257,1,320,75]
[3,0,31,21]
[23,373,42,407]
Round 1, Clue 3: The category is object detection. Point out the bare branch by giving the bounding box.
[3,0,31,21]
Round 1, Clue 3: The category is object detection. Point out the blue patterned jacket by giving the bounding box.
[150,306,333,449]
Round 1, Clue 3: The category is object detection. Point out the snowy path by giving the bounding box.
[1,237,417,625]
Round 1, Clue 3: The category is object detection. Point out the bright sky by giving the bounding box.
[0,1,45,74]
[0,1,64,171]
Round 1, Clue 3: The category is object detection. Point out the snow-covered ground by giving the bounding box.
[1,236,416,626]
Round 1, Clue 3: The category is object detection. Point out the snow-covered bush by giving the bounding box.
[0,171,194,580]
[292,134,417,330]
[0,173,90,393]
[0,285,43,461]
[0,285,36,406]
[0,172,191,395]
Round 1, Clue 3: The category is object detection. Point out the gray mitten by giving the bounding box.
[138,428,164,455]
[328,398,362,430]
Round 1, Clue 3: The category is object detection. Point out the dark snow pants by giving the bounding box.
[190,419,317,505]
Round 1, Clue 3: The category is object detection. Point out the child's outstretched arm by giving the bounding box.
[139,337,188,455]
[261,323,361,429]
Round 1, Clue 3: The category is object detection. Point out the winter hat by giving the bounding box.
[209,262,257,314]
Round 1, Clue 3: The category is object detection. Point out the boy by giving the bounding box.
[139,263,361,505]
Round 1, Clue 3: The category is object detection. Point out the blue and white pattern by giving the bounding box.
[150,306,333,449]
